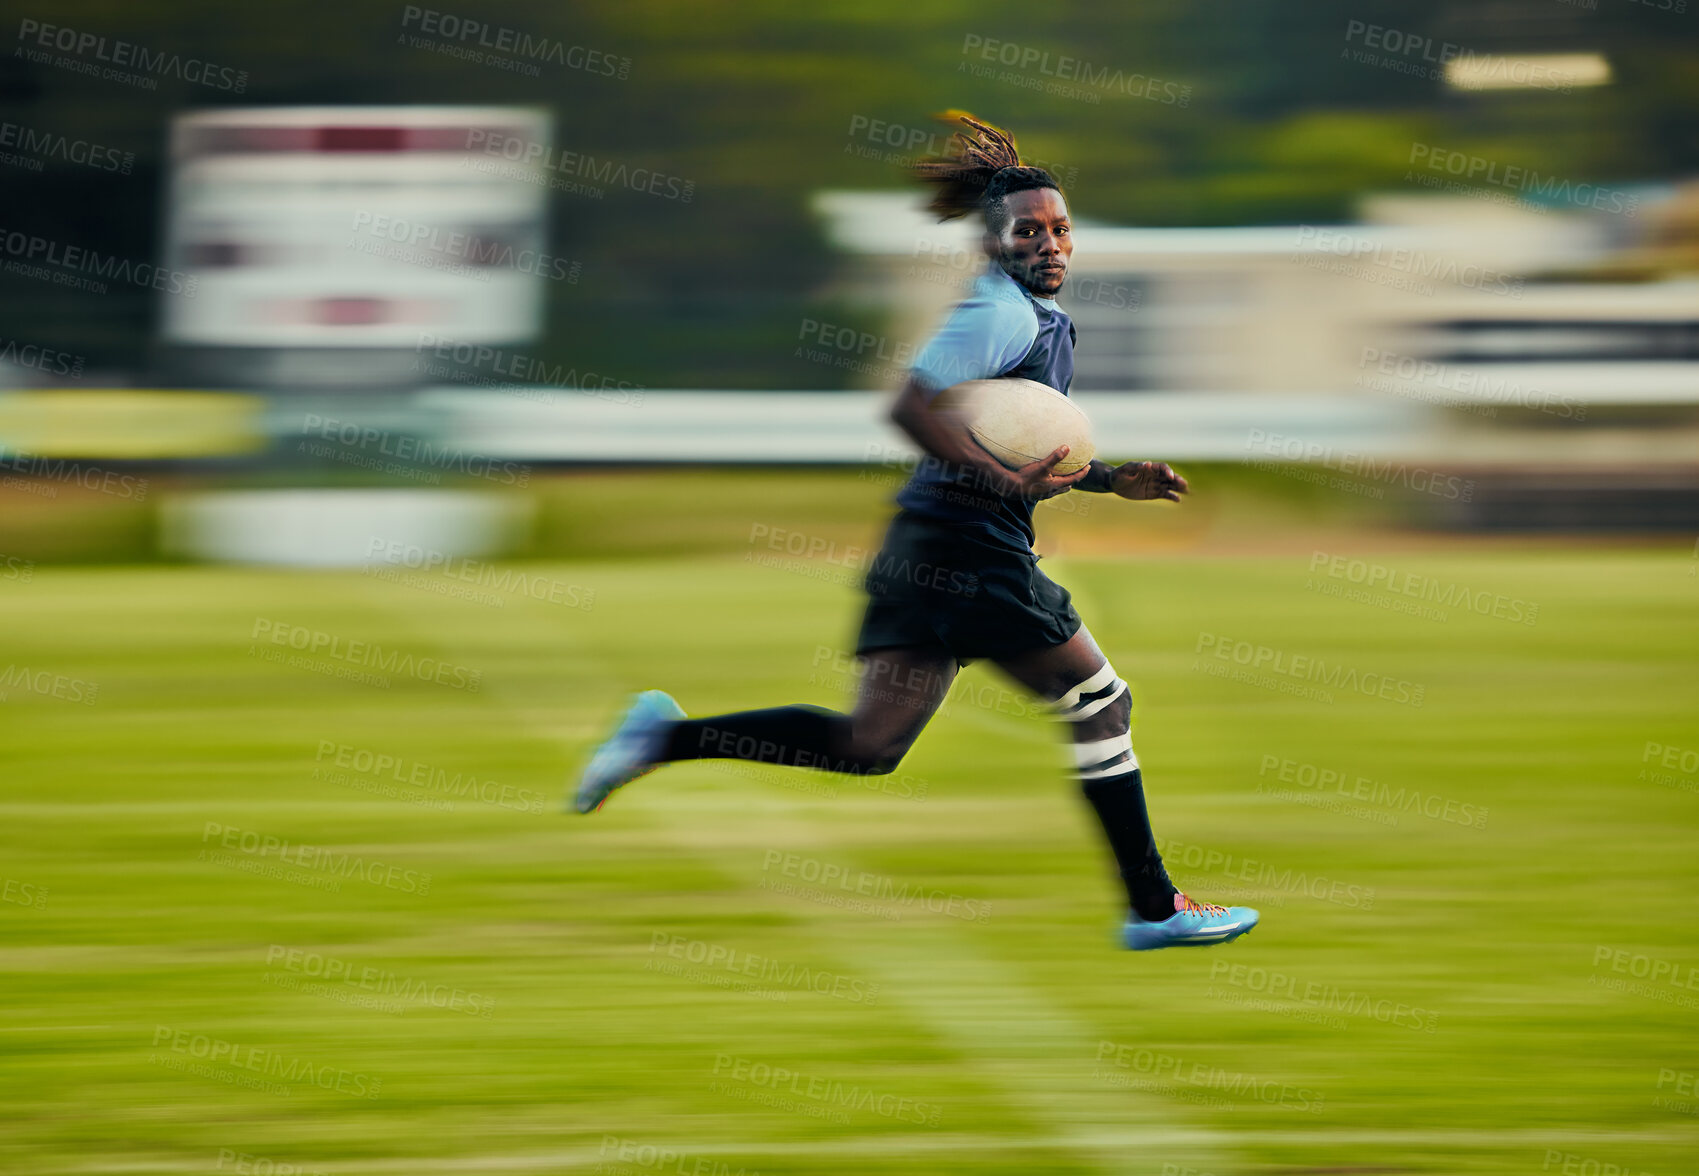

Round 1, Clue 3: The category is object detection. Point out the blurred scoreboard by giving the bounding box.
[160,106,555,391]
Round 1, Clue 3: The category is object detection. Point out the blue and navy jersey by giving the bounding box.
[894,264,1077,551]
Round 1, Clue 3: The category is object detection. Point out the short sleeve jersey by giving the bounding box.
[894,264,1077,551]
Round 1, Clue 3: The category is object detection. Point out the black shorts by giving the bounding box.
[855,510,1082,663]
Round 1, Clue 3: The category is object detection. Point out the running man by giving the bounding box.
[572,114,1257,951]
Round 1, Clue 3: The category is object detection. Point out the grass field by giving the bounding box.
[3,471,1697,1175]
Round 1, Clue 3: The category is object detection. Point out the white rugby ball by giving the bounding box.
[942,377,1095,475]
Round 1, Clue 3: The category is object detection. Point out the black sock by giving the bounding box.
[1080,768,1178,921]
[661,705,856,772]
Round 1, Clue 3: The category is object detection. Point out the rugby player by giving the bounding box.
[573,114,1257,951]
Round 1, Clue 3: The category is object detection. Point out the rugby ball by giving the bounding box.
[941,377,1095,475]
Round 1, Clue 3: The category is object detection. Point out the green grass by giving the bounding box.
[2,489,1697,1174]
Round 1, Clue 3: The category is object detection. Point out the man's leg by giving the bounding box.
[660,647,958,775]
[993,627,1179,921]
[574,647,958,813]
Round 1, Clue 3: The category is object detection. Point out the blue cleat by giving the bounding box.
[571,691,686,814]
[1121,893,1259,951]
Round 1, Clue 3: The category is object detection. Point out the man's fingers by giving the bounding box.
[1153,462,1188,495]
[1035,445,1070,473]
[1015,446,1070,479]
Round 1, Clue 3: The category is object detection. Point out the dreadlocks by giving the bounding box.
[912,111,1060,233]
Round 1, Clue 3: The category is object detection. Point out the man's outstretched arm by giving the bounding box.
[1075,459,1189,502]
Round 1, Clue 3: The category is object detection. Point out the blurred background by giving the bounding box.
[2,3,1697,1175]
[3,0,1698,557]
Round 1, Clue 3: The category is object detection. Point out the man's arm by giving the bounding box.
[889,375,1087,501]
[1075,458,1189,502]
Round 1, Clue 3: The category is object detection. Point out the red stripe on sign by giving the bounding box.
[179,125,530,156]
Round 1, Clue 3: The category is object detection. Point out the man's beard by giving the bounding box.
[998,254,1064,298]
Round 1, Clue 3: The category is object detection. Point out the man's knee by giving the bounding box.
[1076,688,1132,741]
[850,738,907,776]
[839,728,911,775]
[1080,689,1134,734]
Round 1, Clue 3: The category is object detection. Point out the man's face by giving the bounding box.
[985,187,1072,298]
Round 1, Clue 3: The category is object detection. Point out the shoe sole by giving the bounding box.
[1123,925,1256,952]
[582,762,661,814]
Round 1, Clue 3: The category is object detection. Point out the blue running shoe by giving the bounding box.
[1121,893,1259,951]
[571,691,686,814]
